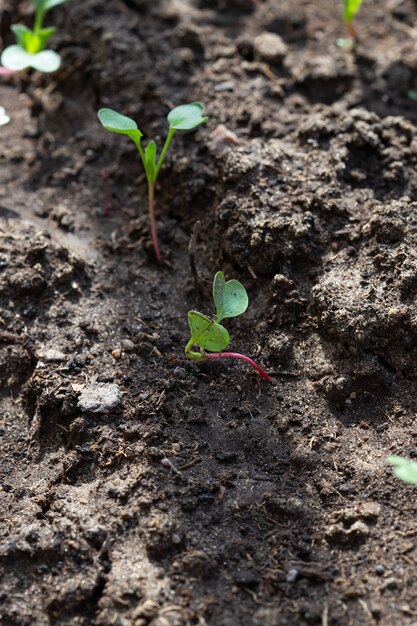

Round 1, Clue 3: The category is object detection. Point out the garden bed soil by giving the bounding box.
[1,0,417,624]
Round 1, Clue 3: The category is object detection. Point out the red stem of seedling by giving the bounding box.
[148,182,161,263]
[346,22,358,40]
[0,68,16,76]
[205,352,270,381]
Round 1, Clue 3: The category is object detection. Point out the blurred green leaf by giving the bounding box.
[344,0,363,23]
[32,0,67,11]
[387,456,417,485]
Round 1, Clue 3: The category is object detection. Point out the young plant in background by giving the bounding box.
[97,103,208,263]
[1,0,66,73]
[387,456,417,485]
[343,0,363,39]
[185,271,270,381]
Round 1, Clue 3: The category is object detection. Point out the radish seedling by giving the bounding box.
[185,271,270,381]
[387,456,417,485]
[1,0,66,73]
[343,0,363,39]
[98,103,208,262]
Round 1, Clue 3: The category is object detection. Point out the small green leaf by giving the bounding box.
[44,0,67,8]
[387,456,417,485]
[145,141,157,182]
[212,271,249,323]
[1,45,61,72]
[167,102,208,131]
[344,0,363,23]
[37,27,57,50]
[11,24,32,49]
[98,109,143,146]
[32,0,67,11]
[12,25,56,53]
[187,311,230,352]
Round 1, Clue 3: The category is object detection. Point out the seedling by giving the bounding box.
[343,0,363,39]
[387,456,417,485]
[185,271,270,381]
[97,103,208,262]
[1,0,66,73]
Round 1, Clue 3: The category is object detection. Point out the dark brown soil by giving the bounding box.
[1,0,417,624]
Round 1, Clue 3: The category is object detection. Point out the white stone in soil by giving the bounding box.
[78,383,121,414]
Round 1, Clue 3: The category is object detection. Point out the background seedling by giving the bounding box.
[1,0,66,73]
[97,103,208,262]
[387,456,417,485]
[185,271,270,381]
[343,0,363,39]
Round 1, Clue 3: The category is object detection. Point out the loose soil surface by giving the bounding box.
[1,0,417,624]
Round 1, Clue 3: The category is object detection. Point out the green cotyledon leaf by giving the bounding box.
[98,108,143,147]
[187,311,230,352]
[32,0,67,12]
[1,45,61,72]
[167,102,208,131]
[212,271,248,323]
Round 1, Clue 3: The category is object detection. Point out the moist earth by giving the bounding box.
[1,1,417,625]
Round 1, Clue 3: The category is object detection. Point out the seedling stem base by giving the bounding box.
[148,181,161,263]
[204,352,270,381]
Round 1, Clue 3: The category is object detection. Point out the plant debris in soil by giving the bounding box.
[1,0,417,625]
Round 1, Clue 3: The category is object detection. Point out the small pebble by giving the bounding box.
[78,383,121,414]
[214,80,235,92]
[39,348,67,362]
[233,570,260,589]
[382,577,397,590]
[254,32,288,66]
[0,106,10,126]
[112,348,122,359]
[121,339,135,352]
[286,568,298,583]
[173,366,187,380]
[375,564,385,576]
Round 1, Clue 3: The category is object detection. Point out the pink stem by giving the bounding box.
[148,181,161,263]
[0,68,16,76]
[346,22,358,40]
[205,352,270,381]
